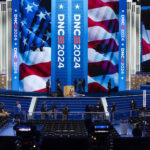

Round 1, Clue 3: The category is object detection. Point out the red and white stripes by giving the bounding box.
[19,47,51,92]
[88,0,119,92]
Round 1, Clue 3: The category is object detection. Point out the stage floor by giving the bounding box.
[0,123,16,136]
[0,122,134,137]
[113,122,133,137]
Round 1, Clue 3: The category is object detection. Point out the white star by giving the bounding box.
[14,43,17,46]
[21,19,27,26]
[122,43,124,46]
[32,2,39,8]
[14,9,17,12]
[23,38,27,46]
[122,10,125,13]
[37,11,46,21]
[75,4,80,9]
[121,77,124,80]
[59,4,64,9]
[25,4,33,13]
[44,31,51,40]
[14,76,17,79]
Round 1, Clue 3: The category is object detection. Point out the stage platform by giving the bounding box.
[0,123,15,136]
[0,122,134,137]
[0,89,150,98]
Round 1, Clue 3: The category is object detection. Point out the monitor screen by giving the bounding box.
[17,125,31,132]
[94,125,109,129]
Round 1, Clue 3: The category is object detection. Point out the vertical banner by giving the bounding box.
[52,0,88,92]
[51,0,68,92]
[71,0,88,91]
[119,0,127,91]
[12,0,20,90]
[143,90,146,108]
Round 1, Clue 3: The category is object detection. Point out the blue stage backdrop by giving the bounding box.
[51,0,68,92]
[71,0,88,92]
[12,0,128,92]
[51,0,88,92]
[12,0,20,90]
[118,0,127,91]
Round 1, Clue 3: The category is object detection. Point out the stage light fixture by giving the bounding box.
[93,137,96,141]
[33,144,36,148]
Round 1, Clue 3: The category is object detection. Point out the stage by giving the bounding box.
[0,122,134,137]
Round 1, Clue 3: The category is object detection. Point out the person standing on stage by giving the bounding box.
[49,104,58,120]
[13,103,21,123]
[74,79,77,92]
[78,79,82,94]
[17,101,21,112]
[57,79,63,97]
[82,78,85,93]
[62,104,69,120]
[132,124,142,137]
[130,100,137,117]
[111,102,116,121]
[46,79,50,96]
[108,79,112,96]
[0,102,9,116]
[41,102,47,120]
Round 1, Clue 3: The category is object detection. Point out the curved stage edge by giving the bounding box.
[0,89,149,97]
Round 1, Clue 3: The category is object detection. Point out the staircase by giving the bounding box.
[107,95,150,119]
[34,97,101,120]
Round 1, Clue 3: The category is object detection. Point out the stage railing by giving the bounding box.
[27,111,109,121]
[1,109,150,137]
[27,109,144,121]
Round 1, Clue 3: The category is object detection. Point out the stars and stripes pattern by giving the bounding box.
[142,24,150,63]
[141,24,150,72]
[19,0,51,92]
[88,0,119,92]
[20,0,119,92]
[141,8,150,72]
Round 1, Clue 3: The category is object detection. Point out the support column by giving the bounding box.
[6,0,12,89]
[136,5,141,72]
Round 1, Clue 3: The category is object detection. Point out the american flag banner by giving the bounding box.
[88,0,119,92]
[141,9,150,72]
[19,0,51,92]
[18,0,120,92]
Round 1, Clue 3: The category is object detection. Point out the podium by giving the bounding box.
[63,86,75,97]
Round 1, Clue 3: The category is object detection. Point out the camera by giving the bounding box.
[13,122,41,150]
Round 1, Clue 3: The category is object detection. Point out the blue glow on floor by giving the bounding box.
[0,123,16,136]
[114,123,133,137]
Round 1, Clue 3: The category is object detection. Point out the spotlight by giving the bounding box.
[93,137,96,141]
[33,144,36,148]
